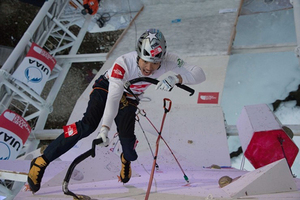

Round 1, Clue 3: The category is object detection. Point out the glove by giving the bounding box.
[155,75,179,92]
[96,126,110,147]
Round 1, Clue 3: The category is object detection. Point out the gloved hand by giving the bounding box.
[155,75,179,92]
[96,126,110,147]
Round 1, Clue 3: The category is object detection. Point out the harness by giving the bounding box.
[92,75,139,110]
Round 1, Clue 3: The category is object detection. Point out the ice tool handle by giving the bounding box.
[124,77,195,101]
[62,138,103,199]
[163,98,172,114]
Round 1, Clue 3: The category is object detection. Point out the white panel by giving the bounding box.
[222,159,297,198]
[136,104,231,167]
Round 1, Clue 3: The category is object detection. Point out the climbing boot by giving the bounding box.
[27,156,48,193]
[119,153,131,183]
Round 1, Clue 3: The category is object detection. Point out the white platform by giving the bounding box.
[13,164,300,200]
[223,159,297,198]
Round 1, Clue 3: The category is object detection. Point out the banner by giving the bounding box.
[12,43,56,95]
[197,92,219,104]
[0,110,31,160]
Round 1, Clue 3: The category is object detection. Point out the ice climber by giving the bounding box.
[27,28,206,193]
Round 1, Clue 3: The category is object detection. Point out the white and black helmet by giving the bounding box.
[136,29,167,63]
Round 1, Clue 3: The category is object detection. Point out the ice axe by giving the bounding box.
[124,77,195,101]
[145,98,172,200]
[62,138,103,200]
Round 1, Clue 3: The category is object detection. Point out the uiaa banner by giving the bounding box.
[12,43,56,95]
[0,110,31,160]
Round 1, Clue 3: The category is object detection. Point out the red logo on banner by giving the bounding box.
[0,110,31,160]
[63,123,78,138]
[111,64,125,79]
[197,92,219,104]
[0,110,31,144]
[27,43,56,70]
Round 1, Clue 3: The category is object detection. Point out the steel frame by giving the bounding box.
[0,1,107,198]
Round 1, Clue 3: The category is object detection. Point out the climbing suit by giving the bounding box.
[43,75,139,162]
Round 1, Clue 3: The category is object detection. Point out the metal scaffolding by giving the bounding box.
[0,1,107,198]
[0,0,107,150]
